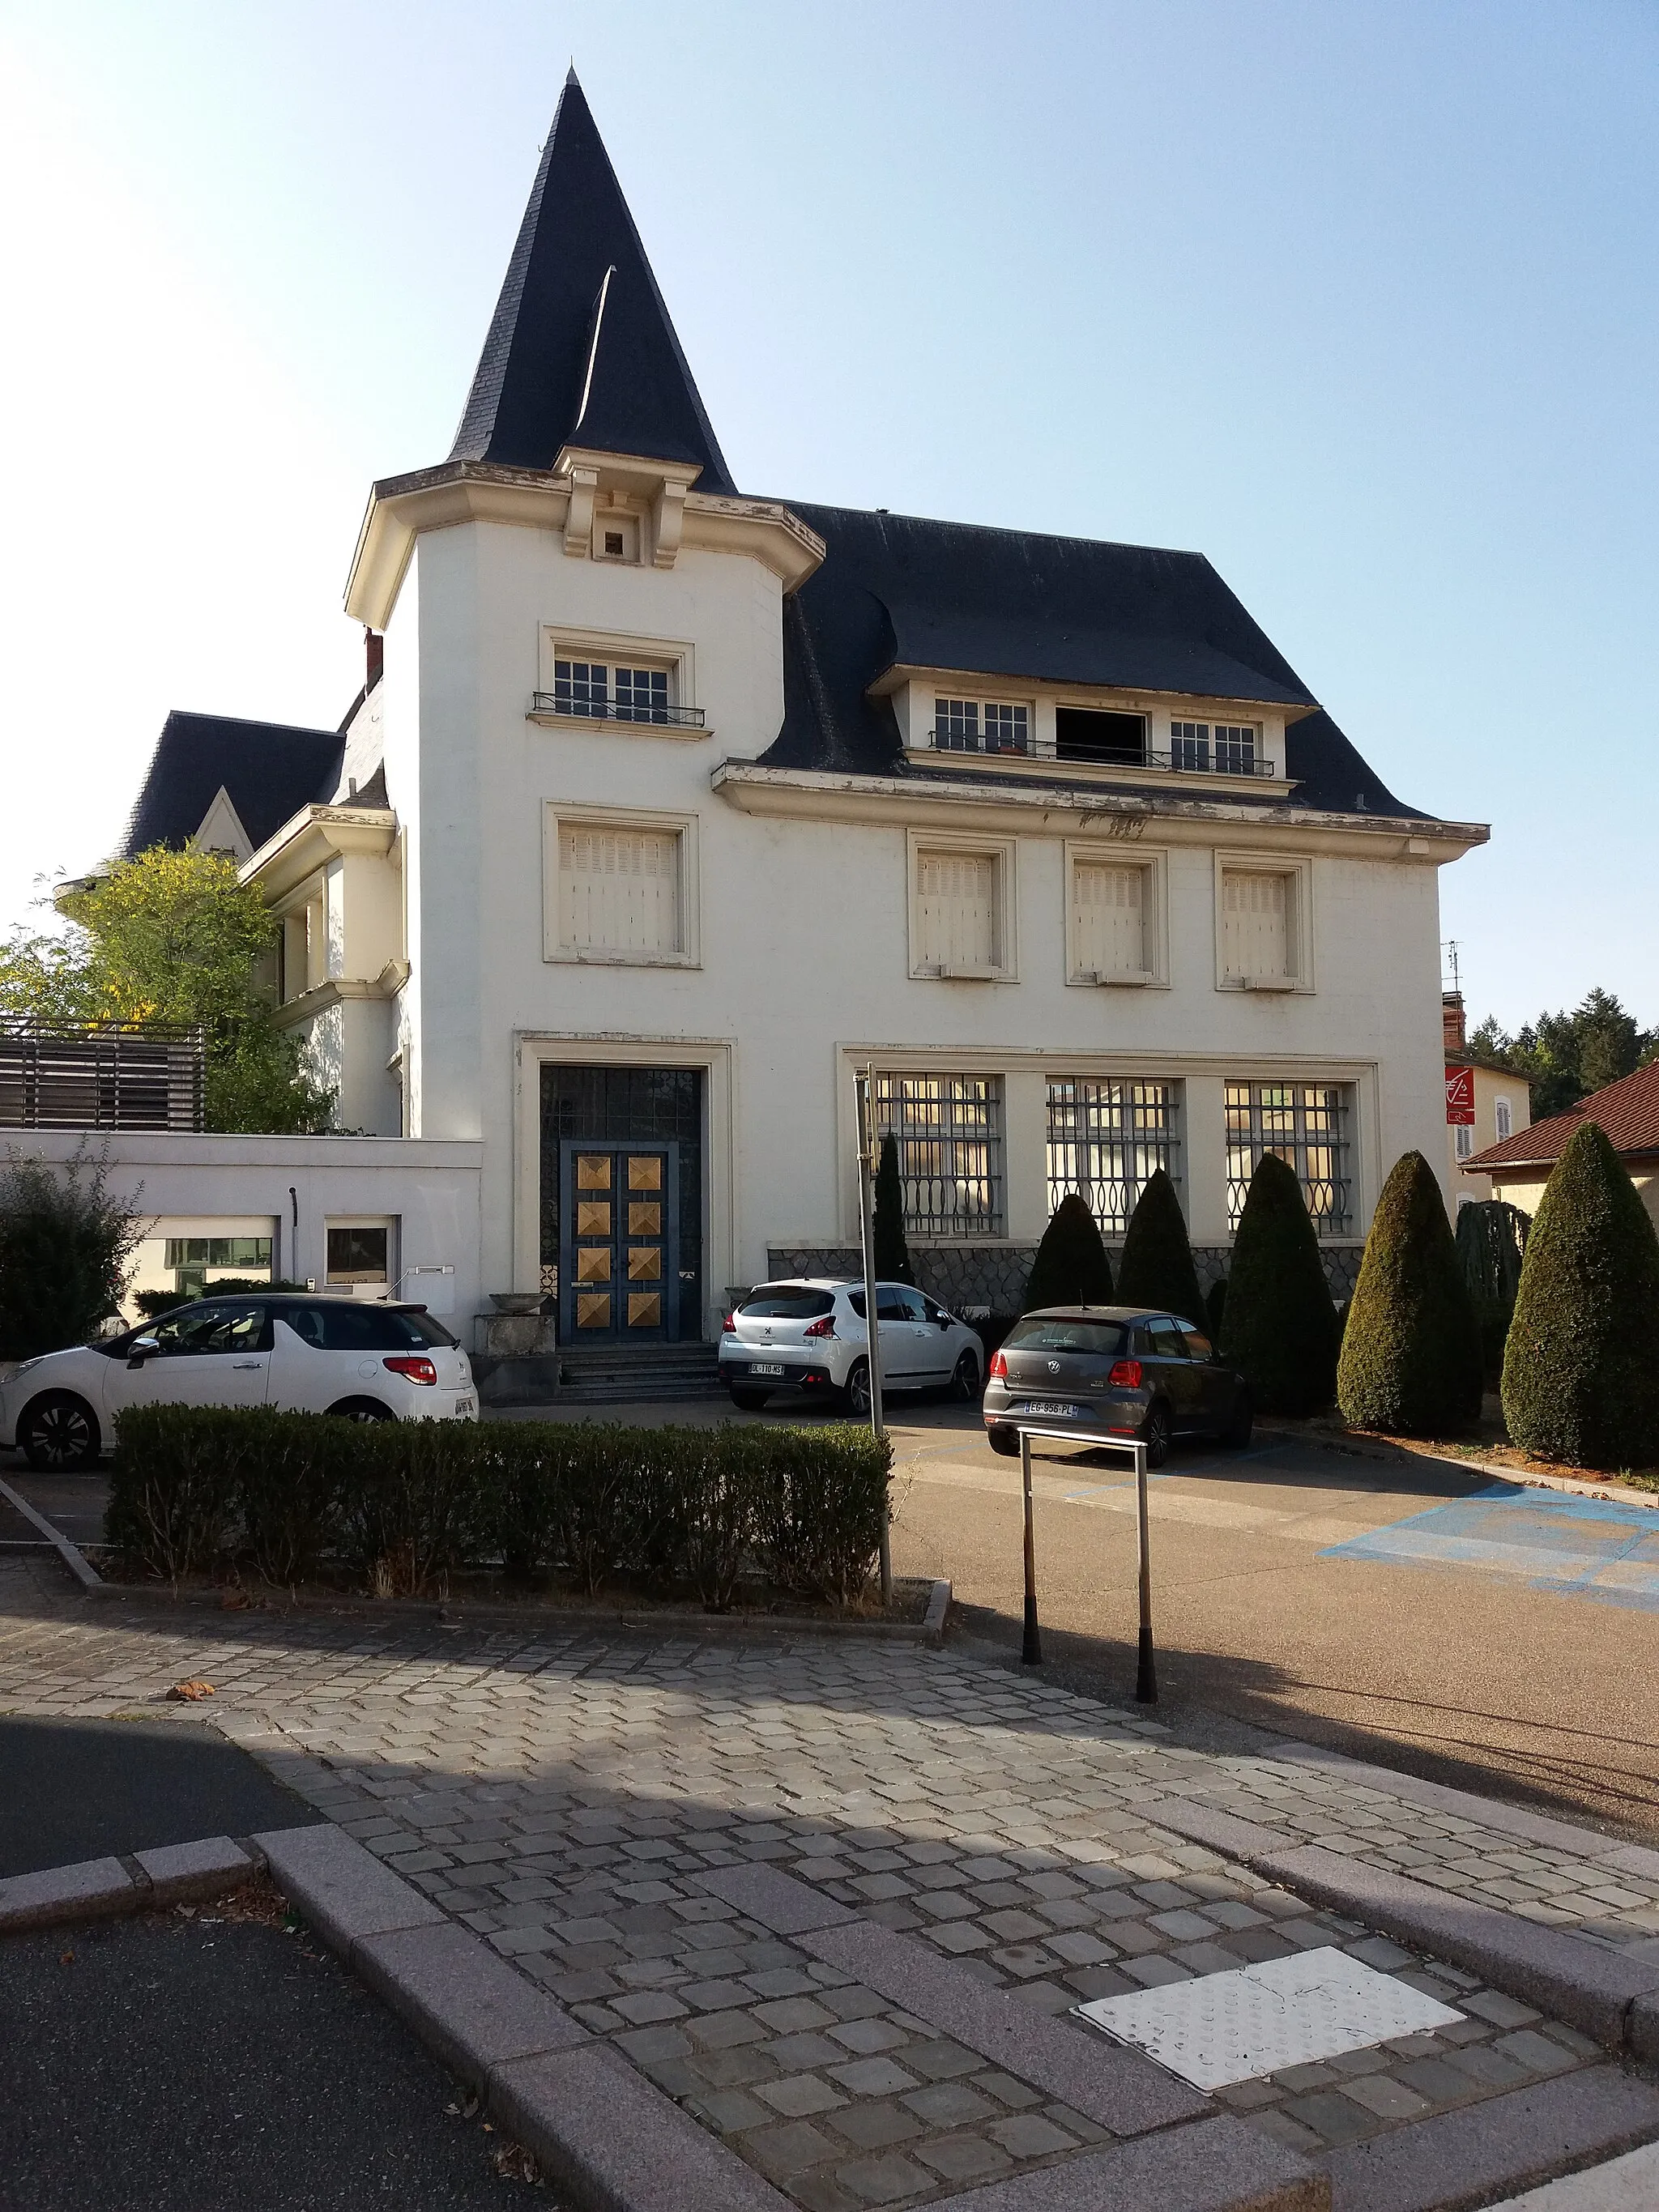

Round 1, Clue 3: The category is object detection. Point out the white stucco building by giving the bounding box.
[113,70,1486,1358]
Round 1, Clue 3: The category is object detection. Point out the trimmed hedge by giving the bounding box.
[1219,1153,1339,1416]
[1502,1123,1659,1471]
[1116,1169,1205,1323]
[1337,1152,1483,1436]
[106,1407,892,1609]
[1022,1193,1113,1311]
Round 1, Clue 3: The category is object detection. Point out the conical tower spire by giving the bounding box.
[450,71,735,492]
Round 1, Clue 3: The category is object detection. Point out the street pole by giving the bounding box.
[1019,1429,1043,1665]
[855,1065,891,1606]
[1134,1438,1157,1703]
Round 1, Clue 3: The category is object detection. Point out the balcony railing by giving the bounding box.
[0,1020,205,1132]
[925,730,1277,776]
[531,693,706,729]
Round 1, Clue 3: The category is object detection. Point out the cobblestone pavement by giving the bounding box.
[0,1563,1653,2209]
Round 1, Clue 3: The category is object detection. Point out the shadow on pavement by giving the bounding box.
[0,1716,324,1878]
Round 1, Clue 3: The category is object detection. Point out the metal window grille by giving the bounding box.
[1225,1081,1350,1234]
[1046,1080,1179,1235]
[933,697,981,750]
[552,658,608,717]
[614,667,670,724]
[0,1021,205,1132]
[1171,720,1210,771]
[1213,724,1257,774]
[872,1072,1003,1236]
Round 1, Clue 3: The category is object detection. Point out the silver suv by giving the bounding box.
[719,1279,983,1414]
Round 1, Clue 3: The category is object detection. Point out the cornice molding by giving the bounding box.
[709,761,1489,863]
[240,805,398,904]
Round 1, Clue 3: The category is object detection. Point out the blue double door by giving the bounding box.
[558,1140,680,1344]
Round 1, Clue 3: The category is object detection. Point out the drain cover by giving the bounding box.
[1073,1946,1464,2090]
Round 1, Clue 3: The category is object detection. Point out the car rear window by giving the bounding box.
[1002,1318,1129,1357]
[277,1303,456,1352]
[736,1287,835,1319]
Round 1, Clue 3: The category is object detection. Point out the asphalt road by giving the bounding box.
[881,1404,1659,1845]
[1,1906,544,2210]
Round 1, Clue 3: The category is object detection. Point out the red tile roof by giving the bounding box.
[1466,1059,1659,1173]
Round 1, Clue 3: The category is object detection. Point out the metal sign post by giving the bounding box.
[1011,1424,1156,1700]
[855,1065,891,1606]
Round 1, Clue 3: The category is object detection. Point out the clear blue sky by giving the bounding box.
[2,0,1653,1033]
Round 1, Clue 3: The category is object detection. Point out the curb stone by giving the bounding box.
[0,1835,254,1932]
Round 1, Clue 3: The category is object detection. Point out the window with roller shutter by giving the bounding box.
[1221,867,1292,983]
[561,826,681,957]
[1073,860,1148,980]
[908,838,1013,978]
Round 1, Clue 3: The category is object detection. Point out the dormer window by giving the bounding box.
[932,697,1030,755]
[1173,720,1259,774]
[1056,708,1145,765]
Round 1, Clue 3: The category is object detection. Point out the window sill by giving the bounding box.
[528,708,713,744]
[1071,970,1162,988]
[1220,975,1310,994]
[913,964,1014,983]
[905,744,1293,799]
[546,948,702,970]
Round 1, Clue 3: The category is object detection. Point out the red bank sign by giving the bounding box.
[1445,1066,1476,1126]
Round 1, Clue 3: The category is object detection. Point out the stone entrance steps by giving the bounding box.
[557,1342,726,1404]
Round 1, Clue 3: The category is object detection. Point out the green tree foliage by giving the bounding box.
[1116,1168,1205,1323]
[1468,989,1656,1121]
[1021,1192,1113,1312]
[872,1132,914,1284]
[0,1145,143,1357]
[1219,1153,1339,1415]
[0,849,333,1134]
[1337,1153,1482,1435]
[1501,1123,1659,1470]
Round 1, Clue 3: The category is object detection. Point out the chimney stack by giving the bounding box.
[1442,991,1466,1054]
[365,629,384,691]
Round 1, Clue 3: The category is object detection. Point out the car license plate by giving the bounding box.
[455,1397,475,1417]
[751,1362,786,1377]
[1023,1401,1082,1418]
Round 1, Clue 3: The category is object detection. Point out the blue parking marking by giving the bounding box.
[1320,1481,1659,1612]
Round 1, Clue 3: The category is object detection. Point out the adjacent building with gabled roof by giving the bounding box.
[1466,1060,1659,1232]
[112,68,1488,1349]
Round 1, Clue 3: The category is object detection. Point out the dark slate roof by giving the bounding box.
[762,504,1422,819]
[449,70,735,492]
[121,711,344,859]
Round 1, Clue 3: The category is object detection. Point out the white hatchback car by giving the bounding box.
[1,1294,477,1468]
[718,1278,983,1414]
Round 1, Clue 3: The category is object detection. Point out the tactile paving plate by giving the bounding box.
[1073,1946,1465,2091]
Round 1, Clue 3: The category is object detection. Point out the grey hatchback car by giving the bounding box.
[982,1306,1252,1467]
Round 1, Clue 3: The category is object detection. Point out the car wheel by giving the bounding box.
[844,1359,872,1420]
[1222,1390,1254,1451]
[1143,1402,1171,1471]
[729,1388,770,1411]
[987,1425,1020,1457]
[326,1397,395,1423]
[948,1350,981,1404]
[20,1392,100,1470]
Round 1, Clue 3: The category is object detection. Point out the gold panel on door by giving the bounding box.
[577,1292,612,1328]
[576,1200,611,1237]
[627,1201,661,1236]
[575,1246,611,1283]
[576,1154,612,1191]
[627,1292,661,1328]
[627,1246,662,1281]
[627,1155,663,1191]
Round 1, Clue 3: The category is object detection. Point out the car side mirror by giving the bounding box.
[937,1315,951,1329]
[127,1336,161,1368]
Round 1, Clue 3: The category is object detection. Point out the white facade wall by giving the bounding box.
[384,510,1457,1327]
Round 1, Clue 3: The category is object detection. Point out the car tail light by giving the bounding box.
[1107,1358,1143,1389]
[721,1311,736,1333]
[383,1355,437,1387]
[988,1349,1008,1380]
[803,1315,835,1339]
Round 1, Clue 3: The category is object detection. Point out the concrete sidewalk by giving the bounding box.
[3,1559,1657,2209]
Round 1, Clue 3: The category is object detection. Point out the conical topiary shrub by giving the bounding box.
[1021,1193,1113,1311]
[1116,1168,1205,1323]
[872,1132,914,1285]
[1337,1152,1483,1435]
[1219,1153,1339,1415]
[1502,1122,1659,1470]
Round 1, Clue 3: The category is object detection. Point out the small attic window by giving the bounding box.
[594,515,640,564]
